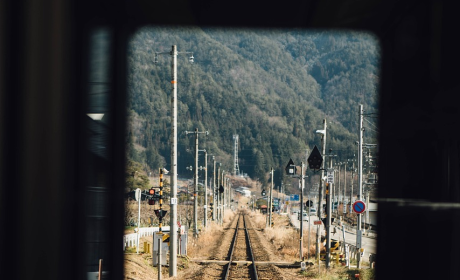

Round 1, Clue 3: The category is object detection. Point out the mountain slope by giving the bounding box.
[126,26,379,188]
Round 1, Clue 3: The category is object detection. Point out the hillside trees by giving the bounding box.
[125,27,379,189]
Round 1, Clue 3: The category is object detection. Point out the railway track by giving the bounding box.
[224,213,258,280]
[189,210,284,280]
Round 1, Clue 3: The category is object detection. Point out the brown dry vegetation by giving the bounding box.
[123,209,374,279]
[261,212,321,261]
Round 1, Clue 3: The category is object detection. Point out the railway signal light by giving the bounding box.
[148,187,156,205]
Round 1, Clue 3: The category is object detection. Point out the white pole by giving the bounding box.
[325,155,332,268]
[194,128,199,236]
[268,168,273,228]
[343,164,346,214]
[300,162,305,261]
[169,45,178,277]
[213,157,216,221]
[308,190,311,260]
[316,119,326,260]
[137,193,140,254]
[365,191,370,233]
[158,237,162,280]
[204,151,208,228]
[342,225,349,267]
[357,104,364,268]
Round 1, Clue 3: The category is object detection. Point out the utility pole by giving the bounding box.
[200,150,208,228]
[226,177,228,212]
[326,150,333,268]
[300,162,305,260]
[227,178,231,211]
[307,184,311,260]
[366,191,370,232]
[154,45,194,277]
[343,163,347,216]
[349,160,355,216]
[221,170,225,225]
[217,163,221,224]
[212,157,216,221]
[357,104,364,268]
[185,128,209,237]
[337,163,341,216]
[169,45,178,276]
[223,174,227,214]
[269,168,274,228]
[217,164,222,225]
[316,119,327,261]
[228,178,232,211]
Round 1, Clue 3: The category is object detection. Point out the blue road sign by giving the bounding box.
[289,194,299,201]
[353,200,366,214]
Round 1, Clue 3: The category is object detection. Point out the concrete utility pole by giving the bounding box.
[343,163,346,214]
[218,164,222,225]
[200,150,208,228]
[307,185,311,260]
[300,162,305,260]
[221,170,225,225]
[223,174,227,214]
[185,128,209,237]
[212,157,216,221]
[325,151,333,269]
[169,45,178,276]
[316,119,327,260]
[337,163,341,215]
[228,178,232,211]
[268,168,274,228]
[225,176,228,218]
[217,163,221,224]
[348,158,356,214]
[357,104,364,268]
[154,45,194,277]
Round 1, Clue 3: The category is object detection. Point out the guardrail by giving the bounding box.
[344,244,376,267]
[123,226,170,251]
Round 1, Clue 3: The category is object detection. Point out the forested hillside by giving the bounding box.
[126,26,379,189]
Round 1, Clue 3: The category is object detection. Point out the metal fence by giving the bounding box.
[123,226,170,251]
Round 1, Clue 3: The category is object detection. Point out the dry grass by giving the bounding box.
[187,222,224,258]
[223,209,235,225]
[248,211,266,228]
[248,211,323,261]
[299,266,375,280]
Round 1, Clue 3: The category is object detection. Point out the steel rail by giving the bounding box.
[223,214,240,279]
[243,214,259,280]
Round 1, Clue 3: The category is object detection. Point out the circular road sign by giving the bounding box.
[352,200,366,214]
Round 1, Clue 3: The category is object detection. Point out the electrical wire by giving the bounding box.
[364,118,379,131]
